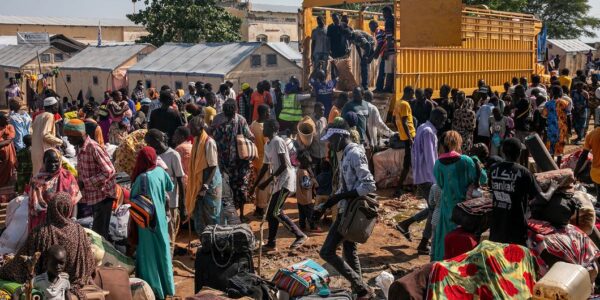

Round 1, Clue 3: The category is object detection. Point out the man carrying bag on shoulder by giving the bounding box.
[313,120,376,300]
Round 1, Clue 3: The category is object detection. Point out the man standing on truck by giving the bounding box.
[311,16,330,75]
[348,30,376,90]
[393,86,416,196]
[328,13,350,59]
[369,20,388,93]
[382,6,395,93]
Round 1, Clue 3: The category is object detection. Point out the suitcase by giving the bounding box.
[337,194,379,244]
[451,196,493,234]
[200,224,255,254]
[93,266,133,300]
[271,259,330,298]
[533,262,591,300]
[524,133,559,172]
[195,248,254,293]
[296,290,352,299]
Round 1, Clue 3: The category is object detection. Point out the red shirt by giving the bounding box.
[76,136,116,205]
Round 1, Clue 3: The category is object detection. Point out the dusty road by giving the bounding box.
[171,188,431,298]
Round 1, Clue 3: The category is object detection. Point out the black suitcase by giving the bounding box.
[451,197,493,234]
[194,249,254,293]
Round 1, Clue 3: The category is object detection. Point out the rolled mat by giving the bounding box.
[524,133,559,172]
[533,169,575,191]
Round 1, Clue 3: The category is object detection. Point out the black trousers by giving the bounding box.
[92,197,115,241]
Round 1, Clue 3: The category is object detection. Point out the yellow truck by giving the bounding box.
[300,0,543,108]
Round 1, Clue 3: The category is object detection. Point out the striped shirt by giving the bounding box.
[77,136,116,205]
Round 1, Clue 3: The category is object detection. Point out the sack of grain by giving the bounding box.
[334,58,358,92]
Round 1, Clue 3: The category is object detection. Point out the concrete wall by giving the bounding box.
[0,24,147,42]
[226,44,302,89]
[0,47,68,106]
[247,11,298,43]
[547,47,590,73]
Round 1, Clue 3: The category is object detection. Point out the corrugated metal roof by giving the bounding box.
[548,39,595,53]
[0,45,52,68]
[250,3,299,13]
[60,44,152,71]
[0,36,17,46]
[0,15,141,27]
[128,43,263,77]
[267,42,302,64]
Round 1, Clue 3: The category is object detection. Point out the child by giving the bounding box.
[254,119,307,250]
[15,244,70,300]
[15,134,32,194]
[296,152,320,232]
[315,160,334,221]
[489,107,507,156]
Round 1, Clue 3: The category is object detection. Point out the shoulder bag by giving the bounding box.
[235,115,258,161]
[129,174,156,230]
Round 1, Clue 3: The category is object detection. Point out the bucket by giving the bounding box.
[297,118,315,147]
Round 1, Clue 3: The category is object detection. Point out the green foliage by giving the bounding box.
[127,0,242,46]
[465,0,600,39]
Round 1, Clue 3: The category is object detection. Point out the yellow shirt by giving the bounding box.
[393,100,416,141]
[250,121,266,172]
[584,127,600,183]
[559,76,572,89]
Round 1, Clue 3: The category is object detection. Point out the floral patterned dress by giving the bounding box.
[211,114,254,208]
[452,103,476,153]
[542,98,569,156]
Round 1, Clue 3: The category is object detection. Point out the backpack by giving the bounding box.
[200,224,255,256]
[272,259,330,297]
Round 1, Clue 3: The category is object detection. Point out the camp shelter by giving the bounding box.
[127,42,302,93]
[548,39,595,74]
[57,44,155,101]
[0,44,69,107]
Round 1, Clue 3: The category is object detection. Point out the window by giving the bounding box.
[40,53,51,63]
[280,35,290,43]
[251,55,261,67]
[66,74,71,83]
[92,76,98,85]
[145,80,152,89]
[256,34,268,43]
[266,54,277,66]
[175,81,183,90]
[137,53,147,61]
[54,53,64,62]
[4,72,7,79]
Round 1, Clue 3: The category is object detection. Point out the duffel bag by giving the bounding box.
[451,196,493,234]
[195,249,254,293]
[226,271,277,300]
[296,289,352,300]
[532,192,581,227]
[337,194,379,243]
[272,259,330,298]
[201,224,255,254]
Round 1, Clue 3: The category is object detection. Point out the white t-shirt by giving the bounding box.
[159,148,185,208]
[264,135,296,193]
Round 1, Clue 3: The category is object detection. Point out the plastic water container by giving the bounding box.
[533,262,591,300]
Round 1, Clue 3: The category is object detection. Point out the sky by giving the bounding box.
[0,0,599,40]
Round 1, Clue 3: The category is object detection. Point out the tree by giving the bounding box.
[465,0,600,39]
[127,0,242,46]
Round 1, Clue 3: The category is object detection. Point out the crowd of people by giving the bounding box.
[2,25,600,298]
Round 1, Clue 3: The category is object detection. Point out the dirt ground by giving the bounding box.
[171,187,431,298]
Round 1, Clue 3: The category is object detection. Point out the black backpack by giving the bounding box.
[532,192,581,227]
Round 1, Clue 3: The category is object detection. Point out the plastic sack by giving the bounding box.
[85,228,135,274]
[109,204,130,242]
[0,195,29,255]
[375,271,394,299]
[373,149,413,188]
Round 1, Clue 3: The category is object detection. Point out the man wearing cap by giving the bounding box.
[237,83,253,122]
[31,97,63,177]
[131,80,146,102]
[313,121,376,299]
[489,137,559,245]
[64,119,116,240]
[183,82,198,103]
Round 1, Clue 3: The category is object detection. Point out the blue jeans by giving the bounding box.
[359,48,374,89]
[320,218,369,295]
[192,169,223,236]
